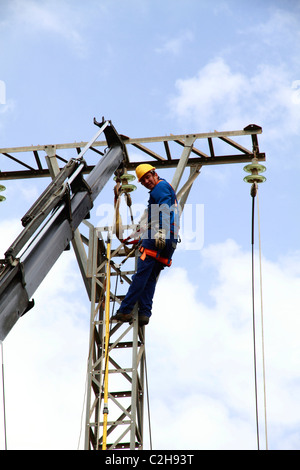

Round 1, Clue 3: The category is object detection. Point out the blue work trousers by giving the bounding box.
[119,240,176,318]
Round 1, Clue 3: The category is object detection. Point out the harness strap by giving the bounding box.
[139,246,172,267]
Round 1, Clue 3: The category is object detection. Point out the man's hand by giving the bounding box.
[154,229,166,250]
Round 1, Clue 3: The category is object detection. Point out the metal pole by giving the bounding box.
[1,341,7,450]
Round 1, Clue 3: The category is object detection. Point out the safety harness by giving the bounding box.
[139,246,172,267]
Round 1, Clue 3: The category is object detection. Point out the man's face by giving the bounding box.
[140,171,159,190]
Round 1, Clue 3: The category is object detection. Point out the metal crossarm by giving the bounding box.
[0,124,265,180]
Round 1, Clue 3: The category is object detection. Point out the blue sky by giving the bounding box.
[1,0,300,450]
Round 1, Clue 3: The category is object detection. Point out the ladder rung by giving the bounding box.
[101,391,132,398]
[108,341,141,348]
[107,368,133,374]
[107,442,141,449]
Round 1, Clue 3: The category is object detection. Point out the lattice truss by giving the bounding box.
[0,123,265,181]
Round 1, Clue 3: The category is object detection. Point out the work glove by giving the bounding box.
[154,229,166,250]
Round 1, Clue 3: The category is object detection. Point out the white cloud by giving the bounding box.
[1,222,300,449]
[156,30,194,55]
[147,239,300,450]
[8,0,87,57]
[244,7,300,53]
[0,80,6,105]
[0,218,23,257]
[169,58,245,129]
[1,251,89,450]
[169,57,300,139]
[0,219,89,449]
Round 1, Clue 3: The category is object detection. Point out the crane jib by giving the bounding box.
[0,122,126,341]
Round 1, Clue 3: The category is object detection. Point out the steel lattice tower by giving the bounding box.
[0,120,265,449]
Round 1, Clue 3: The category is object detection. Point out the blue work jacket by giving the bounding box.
[145,178,180,242]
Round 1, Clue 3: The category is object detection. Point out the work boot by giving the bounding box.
[111,311,133,323]
[138,315,150,326]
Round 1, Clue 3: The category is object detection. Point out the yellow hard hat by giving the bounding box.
[135,164,156,181]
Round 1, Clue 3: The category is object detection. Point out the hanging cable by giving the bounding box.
[250,184,260,450]
[1,341,7,450]
[257,191,268,450]
[144,351,153,450]
[244,157,268,450]
[77,366,88,450]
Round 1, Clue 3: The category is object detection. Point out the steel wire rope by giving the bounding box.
[0,341,7,450]
[250,183,268,450]
[251,188,260,450]
[144,351,153,450]
[77,367,88,450]
[257,190,268,450]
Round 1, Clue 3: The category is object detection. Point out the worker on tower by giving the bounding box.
[111,164,179,326]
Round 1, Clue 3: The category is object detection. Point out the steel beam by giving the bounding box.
[0,125,264,180]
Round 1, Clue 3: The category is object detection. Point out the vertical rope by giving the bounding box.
[144,352,153,450]
[257,191,269,450]
[250,182,269,450]
[251,189,260,450]
[1,341,7,450]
